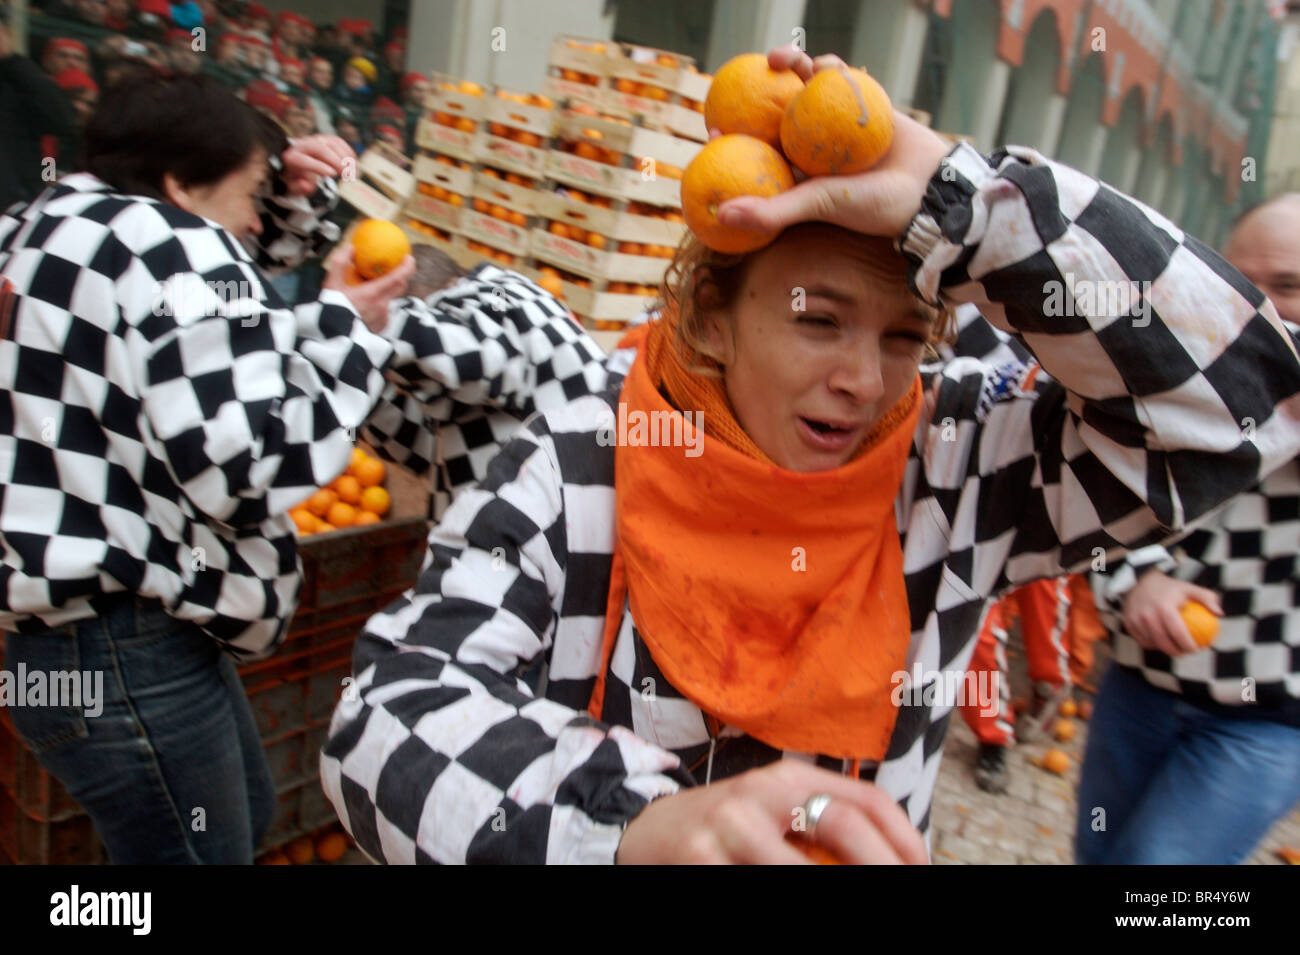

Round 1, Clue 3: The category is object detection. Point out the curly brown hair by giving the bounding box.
[651,222,956,375]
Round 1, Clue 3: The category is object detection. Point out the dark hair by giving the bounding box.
[408,245,468,299]
[85,71,285,202]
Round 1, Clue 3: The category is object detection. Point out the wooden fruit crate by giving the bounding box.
[543,35,617,108]
[606,43,711,142]
[479,87,554,178]
[546,109,699,208]
[337,143,416,220]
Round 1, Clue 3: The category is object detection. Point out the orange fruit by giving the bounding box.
[508,210,527,227]
[315,831,349,863]
[1180,600,1220,648]
[1053,719,1076,743]
[1058,698,1077,718]
[333,474,362,504]
[306,488,337,518]
[290,508,318,534]
[286,836,315,865]
[1077,699,1093,721]
[316,521,336,533]
[259,850,291,865]
[1040,748,1070,775]
[354,509,381,525]
[458,80,483,96]
[681,134,795,253]
[352,219,412,280]
[343,264,365,286]
[347,448,369,476]
[354,456,386,488]
[704,53,804,148]
[784,832,843,864]
[360,485,391,516]
[537,272,564,298]
[454,116,476,133]
[326,501,358,528]
[780,66,894,176]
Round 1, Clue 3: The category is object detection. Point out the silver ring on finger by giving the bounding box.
[803,793,833,840]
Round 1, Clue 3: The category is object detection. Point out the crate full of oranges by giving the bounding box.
[546,106,697,208]
[532,187,678,285]
[290,448,392,536]
[407,153,472,231]
[480,88,554,178]
[544,36,614,107]
[416,76,486,161]
[606,44,710,142]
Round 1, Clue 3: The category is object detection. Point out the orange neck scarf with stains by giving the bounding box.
[588,317,922,760]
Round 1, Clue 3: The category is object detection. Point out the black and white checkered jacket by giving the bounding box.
[322,142,1300,863]
[360,264,615,521]
[1094,317,1300,719]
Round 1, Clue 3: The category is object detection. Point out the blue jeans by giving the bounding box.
[4,596,275,864]
[1075,663,1300,864]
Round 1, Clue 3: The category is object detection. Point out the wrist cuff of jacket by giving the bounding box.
[1101,544,1179,605]
[898,141,999,307]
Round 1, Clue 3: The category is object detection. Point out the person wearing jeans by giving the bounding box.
[1079,194,1300,865]
[5,597,276,864]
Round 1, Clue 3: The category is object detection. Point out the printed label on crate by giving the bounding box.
[534,229,601,272]
[607,90,670,120]
[550,152,618,189]
[481,136,548,176]
[415,120,478,159]
[461,210,528,254]
[406,193,463,230]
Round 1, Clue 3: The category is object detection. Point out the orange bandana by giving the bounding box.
[588,318,922,760]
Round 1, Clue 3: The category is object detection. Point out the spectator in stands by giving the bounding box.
[284,95,316,137]
[333,56,376,108]
[132,0,173,40]
[170,0,204,32]
[375,38,404,100]
[400,70,429,108]
[243,76,290,128]
[96,34,163,86]
[244,2,271,40]
[104,0,132,30]
[1,21,77,211]
[75,0,109,26]
[45,67,98,173]
[54,66,98,125]
[242,34,275,77]
[278,57,305,91]
[374,123,403,152]
[41,37,91,77]
[307,55,332,93]
[333,104,365,154]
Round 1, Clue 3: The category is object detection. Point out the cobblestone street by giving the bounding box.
[929,636,1300,865]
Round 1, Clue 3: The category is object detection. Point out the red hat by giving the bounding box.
[244,79,290,118]
[374,124,402,142]
[384,40,403,54]
[54,68,98,94]
[247,3,270,20]
[136,0,170,18]
[242,34,269,49]
[166,28,191,43]
[399,71,427,94]
[280,57,304,71]
[371,95,404,122]
[46,38,90,58]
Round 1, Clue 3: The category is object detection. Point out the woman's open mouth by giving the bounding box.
[797,416,861,453]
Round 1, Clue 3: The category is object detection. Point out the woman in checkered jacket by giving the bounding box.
[322,49,1300,864]
[0,72,420,864]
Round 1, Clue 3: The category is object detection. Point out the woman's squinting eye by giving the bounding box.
[797,314,838,328]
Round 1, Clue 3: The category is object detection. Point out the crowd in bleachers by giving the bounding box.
[22,0,427,168]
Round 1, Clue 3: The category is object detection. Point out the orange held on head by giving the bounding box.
[351,218,412,280]
[1179,600,1220,648]
[703,52,804,149]
[780,65,894,177]
[681,133,795,253]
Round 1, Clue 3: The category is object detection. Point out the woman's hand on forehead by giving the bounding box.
[713,45,951,244]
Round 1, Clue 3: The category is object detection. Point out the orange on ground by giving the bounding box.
[286,837,315,864]
[354,456,385,487]
[681,134,795,253]
[1053,719,1076,743]
[360,485,391,516]
[1058,698,1077,718]
[316,832,349,863]
[333,474,362,504]
[704,52,804,148]
[780,65,894,176]
[1077,699,1093,721]
[305,488,337,518]
[1180,600,1220,648]
[1040,749,1070,775]
[326,501,358,528]
[351,219,412,280]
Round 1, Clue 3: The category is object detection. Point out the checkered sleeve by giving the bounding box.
[138,252,394,526]
[379,266,608,416]
[1094,544,1178,607]
[242,160,341,273]
[321,417,687,864]
[902,142,1300,586]
[360,381,438,477]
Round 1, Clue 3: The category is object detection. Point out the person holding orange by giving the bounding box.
[1078,194,1300,865]
[321,47,1300,864]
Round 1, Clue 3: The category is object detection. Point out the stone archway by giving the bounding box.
[995,7,1065,153]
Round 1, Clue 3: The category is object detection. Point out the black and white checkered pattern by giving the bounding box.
[0,171,394,659]
[361,264,623,520]
[1094,452,1300,714]
[243,161,343,273]
[321,142,1300,863]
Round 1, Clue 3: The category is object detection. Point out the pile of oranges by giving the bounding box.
[486,91,550,148]
[470,197,528,228]
[258,827,352,865]
[430,79,484,133]
[465,239,516,266]
[290,447,391,536]
[407,219,452,242]
[682,52,895,253]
